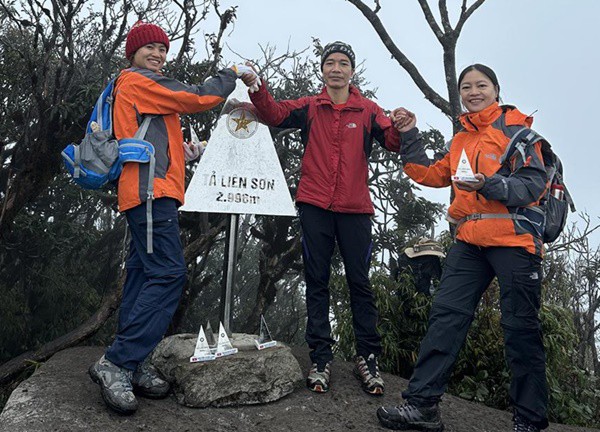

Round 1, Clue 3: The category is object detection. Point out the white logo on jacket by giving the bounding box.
[346,122,357,129]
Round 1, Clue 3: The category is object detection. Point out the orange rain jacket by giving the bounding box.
[401,102,548,256]
[113,67,237,212]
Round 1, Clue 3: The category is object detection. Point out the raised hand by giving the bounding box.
[232,63,261,93]
[390,107,417,132]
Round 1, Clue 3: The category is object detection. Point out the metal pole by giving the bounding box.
[220,213,239,335]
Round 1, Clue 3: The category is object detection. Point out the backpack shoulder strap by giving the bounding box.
[86,78,118,134]
[498,127,545,165]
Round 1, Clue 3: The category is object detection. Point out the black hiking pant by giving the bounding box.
[298,203,381,366]
[403,241,548,430]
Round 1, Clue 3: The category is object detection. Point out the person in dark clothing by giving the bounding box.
[248,41,405,395]
[396,238,445,296]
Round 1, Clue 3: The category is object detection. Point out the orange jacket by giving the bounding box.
[401,103,547,255]
[113,67,237,212]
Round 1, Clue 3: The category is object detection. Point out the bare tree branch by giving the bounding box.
[200,3,236,81]
[416,0,444,41]
[438,0,453,34]
[455,0,486,35]
[346,0,452,116]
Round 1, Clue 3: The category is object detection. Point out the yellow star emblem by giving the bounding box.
[232,111,254,132]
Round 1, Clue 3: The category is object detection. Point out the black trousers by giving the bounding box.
[298,203,381,366]
[403,241,548,430]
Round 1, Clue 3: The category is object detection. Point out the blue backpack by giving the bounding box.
[62,78,158,253]
[61,78,154,190]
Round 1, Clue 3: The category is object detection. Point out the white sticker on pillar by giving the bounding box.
[180,81,297,216]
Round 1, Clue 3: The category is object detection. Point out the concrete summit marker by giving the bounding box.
[180,81,296,216]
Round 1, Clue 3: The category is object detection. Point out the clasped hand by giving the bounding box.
[232,62,261,93]
[390,107,417,132]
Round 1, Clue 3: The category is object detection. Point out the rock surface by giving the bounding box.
[0,345,597,432]
[151,333,303,407]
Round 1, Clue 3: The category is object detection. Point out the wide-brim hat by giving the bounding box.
[404,238,445,259]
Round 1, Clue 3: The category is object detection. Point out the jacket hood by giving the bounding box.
[460,102,533,131]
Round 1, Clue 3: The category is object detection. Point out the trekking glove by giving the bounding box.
[232,64,261,93]
[183,140,205,162]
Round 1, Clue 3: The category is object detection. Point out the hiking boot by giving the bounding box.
[513,413,540,432]
[353,353,384,395]
[307,361,331,393]
[377,402,444,431]
[88,355,138,415]
[132,357,170,399]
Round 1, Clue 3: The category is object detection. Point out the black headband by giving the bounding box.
[321,41,355,69]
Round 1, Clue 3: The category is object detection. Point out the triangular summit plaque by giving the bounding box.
[180,81,296,216]
[190,325,215,363]
[452,149,477,182]
[214,322,238,358]
[254,315,277,350]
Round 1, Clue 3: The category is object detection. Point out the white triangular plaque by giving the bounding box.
[255,315,277,350]
[452,149,477,182]
[190,326,215,362]
[214,322,238,358]
[180,81,297,216]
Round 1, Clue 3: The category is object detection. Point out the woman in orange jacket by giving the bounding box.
[88,20,258,415]
[377,64,549,432]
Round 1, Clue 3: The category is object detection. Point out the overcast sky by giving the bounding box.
[195,0,600,243]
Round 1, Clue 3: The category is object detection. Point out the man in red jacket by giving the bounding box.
[249,41,402,395]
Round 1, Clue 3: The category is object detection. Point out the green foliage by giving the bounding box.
[0,175,123,363]
[331,269,431,377]
[543,304,600,426]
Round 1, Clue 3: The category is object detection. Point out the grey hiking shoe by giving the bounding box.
[88,355,138,415]
[353,354,384,395]
[377,402,444,431]
[307,361,331,393]
[132,357,170,399]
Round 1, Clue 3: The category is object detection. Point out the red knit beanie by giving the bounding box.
[125,20,170,59]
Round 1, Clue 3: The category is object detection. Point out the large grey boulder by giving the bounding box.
[151,333,303,408]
